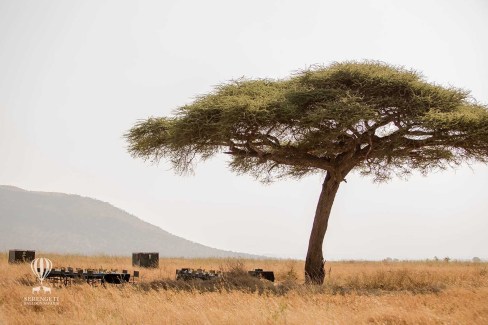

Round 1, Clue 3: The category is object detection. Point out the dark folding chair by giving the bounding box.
[65,267,74,286]
[120,270,129,284]
[86,269,97,286]
[49,269,62,287]
[132,270,140,284]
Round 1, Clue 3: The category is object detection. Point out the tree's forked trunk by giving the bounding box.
[305,171,341,284]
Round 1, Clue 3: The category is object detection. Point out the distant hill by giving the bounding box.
[0,185,260,258]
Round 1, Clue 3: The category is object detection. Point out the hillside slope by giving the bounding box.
[0,185,259,258]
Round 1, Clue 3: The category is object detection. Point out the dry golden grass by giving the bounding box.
[0,253,487,324]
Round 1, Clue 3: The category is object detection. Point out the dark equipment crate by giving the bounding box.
[248,268,275,282]
[132,252,159,268]
[8,250,35,263]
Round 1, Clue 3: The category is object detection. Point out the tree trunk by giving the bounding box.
[305,171,341,284]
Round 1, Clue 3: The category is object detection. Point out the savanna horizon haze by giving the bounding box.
[0,0,487,261]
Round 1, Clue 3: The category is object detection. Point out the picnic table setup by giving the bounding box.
[175,268,275,282]
[45,267,138,286]
[176,268,222,281]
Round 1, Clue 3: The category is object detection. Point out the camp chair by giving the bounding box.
[86,269,98,286]
[132,270,140,284]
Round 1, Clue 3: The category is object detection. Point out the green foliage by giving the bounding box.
[126,61,488,182]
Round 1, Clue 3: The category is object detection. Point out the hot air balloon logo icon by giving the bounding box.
[30,258,52,294]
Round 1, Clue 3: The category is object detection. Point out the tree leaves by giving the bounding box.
[126,61,488,182]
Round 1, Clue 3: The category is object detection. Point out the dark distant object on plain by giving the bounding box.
[132,252,159,268]
[248,268,275,282]
[8,249,35,263]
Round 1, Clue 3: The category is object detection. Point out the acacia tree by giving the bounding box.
[126,62,488,284]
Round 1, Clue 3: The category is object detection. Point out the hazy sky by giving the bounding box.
[1,0,487,260]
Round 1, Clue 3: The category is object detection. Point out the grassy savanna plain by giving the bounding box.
[0,253,487,324]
